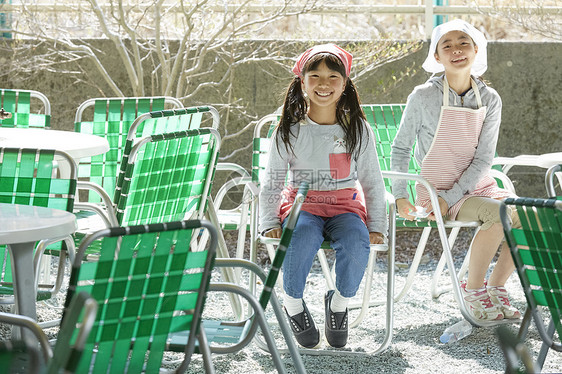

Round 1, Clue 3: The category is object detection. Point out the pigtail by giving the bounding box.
[336,78,366,159]
[276,76,307,155]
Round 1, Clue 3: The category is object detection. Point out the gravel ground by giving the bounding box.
[184,228,562,374]
[2,228,561,373]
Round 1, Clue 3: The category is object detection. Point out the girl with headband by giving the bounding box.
[259,43,387,348]
[391,20,522,321]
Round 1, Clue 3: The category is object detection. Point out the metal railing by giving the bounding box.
[1,1,561,38]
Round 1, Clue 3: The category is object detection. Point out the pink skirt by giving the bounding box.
[279,186,367,223]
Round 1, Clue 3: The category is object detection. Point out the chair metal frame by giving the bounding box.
[501,197,562,370]
[0,291,98,374]
[545,164,562,198]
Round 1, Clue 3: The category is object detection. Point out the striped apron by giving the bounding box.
[415,77,512,220]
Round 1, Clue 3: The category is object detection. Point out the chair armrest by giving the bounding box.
[489,169,516,194]
[381,170,448,227]
[75,181,119,227]
[545,164,561,197]
[0,312,52,363]
[213,175,253,213]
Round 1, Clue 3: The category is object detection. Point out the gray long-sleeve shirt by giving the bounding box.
[390,75,502,208]
[259,115,388,235]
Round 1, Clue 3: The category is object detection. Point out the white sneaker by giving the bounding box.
[460,281,504,321]
[487,286,522,319]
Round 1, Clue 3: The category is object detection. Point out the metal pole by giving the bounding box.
[0,0,11,39]
[434,0,444,27]
[425,0,434,39]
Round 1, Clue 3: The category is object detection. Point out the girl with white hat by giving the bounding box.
[391,19,522,321]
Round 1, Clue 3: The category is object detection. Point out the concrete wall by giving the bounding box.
[1,40,560,198]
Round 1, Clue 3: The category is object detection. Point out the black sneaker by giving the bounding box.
[284,301,320,348]
[324,290,348,348]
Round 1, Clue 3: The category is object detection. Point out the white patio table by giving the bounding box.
[0,203,76,342]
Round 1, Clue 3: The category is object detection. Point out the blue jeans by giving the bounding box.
[282,211,370,299]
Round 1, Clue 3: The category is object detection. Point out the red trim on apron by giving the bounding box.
[278,185,367,223]
[415,77,513,220]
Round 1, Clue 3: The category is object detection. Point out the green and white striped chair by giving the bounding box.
[66,220,217,373]
[0,89,50,129]
[0,147,77,306]
[501,197,562,371]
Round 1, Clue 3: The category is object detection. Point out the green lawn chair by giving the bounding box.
[65,220,217,373]
[74,107,220,228]
[500,197,562,370]
[73,96,207,205]
[76,107,241,315]
[76,125,220,236]
[0,291,97,374]
[236,114,396,355]
[0,147,77,309]
[0,89,50,129]
[167,183,308,373]
[362,104,521,328]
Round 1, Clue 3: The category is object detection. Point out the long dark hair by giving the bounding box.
[276,52,366,158]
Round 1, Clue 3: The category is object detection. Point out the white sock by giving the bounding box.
[283,292,304,316]
[330,289,350,313]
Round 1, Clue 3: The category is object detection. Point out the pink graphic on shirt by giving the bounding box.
[329,136,351,179]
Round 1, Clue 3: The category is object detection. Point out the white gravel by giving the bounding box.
[3,229,561,374]
[185,252,562,374]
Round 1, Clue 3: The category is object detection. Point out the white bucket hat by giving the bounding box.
[422,19,488,76]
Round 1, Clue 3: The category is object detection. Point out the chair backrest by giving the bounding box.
[74,97,183,203]
[0,147,77,291]
[66,220,217,373]
[116,106,220,203]
[501,197,562,350]
[362,104,418,203]
[115,127,221,226]
[0,89,51,129]
[251,113,279,186]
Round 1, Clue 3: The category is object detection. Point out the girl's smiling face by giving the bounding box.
[434,30,478,73]
[301,60,346,115]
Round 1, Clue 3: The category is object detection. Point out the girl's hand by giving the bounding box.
[263,228,282,239]
[396,198,416,220]
[428,197,449,221]
[369,232,385,245]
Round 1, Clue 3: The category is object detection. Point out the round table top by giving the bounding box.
[0,203,77,245]
[0,127,109,160]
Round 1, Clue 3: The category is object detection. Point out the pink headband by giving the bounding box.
[292,43,353,77]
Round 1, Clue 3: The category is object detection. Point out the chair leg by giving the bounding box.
[198,330,216,374]
[517,308,532,341]
[317,248,335,290]
[393,226,432,302]
[209,283,289,374]
[430,227,461,298]
[205,199,244,319]
[536,318,556,370]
